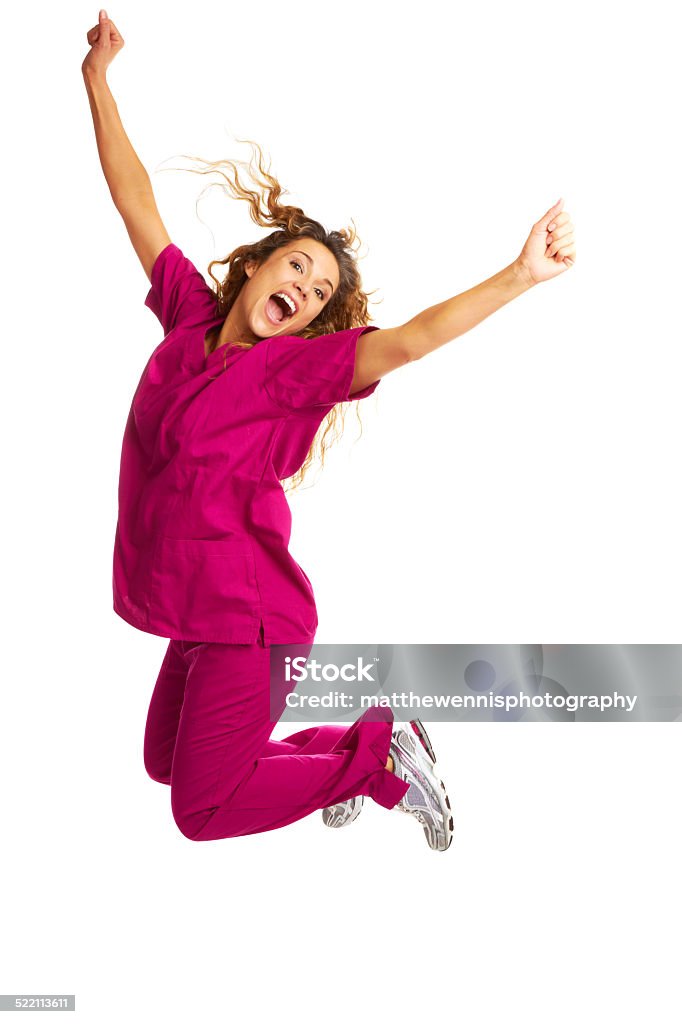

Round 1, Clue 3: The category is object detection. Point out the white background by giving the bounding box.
[1,0,680,1021]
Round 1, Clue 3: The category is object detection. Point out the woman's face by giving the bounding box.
[242,239,340,338]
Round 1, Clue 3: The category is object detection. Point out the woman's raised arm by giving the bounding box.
[82,11,171,281]
[350,200,576,393]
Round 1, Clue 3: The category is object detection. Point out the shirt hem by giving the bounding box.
[113,602,316,646]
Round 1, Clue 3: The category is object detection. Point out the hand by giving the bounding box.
[81,10,125,76]
[515,199,576,286]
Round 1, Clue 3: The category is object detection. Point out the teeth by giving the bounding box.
[273,291,296,316]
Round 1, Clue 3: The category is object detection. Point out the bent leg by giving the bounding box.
[260,721,356,757]
[143,640,191,784]
[170,639,409,841]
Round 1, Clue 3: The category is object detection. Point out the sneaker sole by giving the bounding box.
[438,778,455,850]
[409,719,437,764]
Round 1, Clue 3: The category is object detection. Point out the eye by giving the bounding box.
[290,259,326,302]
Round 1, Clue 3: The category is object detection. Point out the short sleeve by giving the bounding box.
[144,243,219,334]
[264,325,382,412]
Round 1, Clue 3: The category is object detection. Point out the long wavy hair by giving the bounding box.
[162,139,379,494]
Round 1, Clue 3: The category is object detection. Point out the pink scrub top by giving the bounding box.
[112,243,381,645]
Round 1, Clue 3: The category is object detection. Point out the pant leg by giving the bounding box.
[169,636,410,841]
[260,723,354,757]
[141,640,346,782]
[143,639,193,785]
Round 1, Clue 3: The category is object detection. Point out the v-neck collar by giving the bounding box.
[204,317,232,369]
[203,319,263,374]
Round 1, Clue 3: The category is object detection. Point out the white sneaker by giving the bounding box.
[322,795,364,828]
[389,719,453,852]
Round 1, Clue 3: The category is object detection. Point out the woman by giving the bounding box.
[82,11,575,853]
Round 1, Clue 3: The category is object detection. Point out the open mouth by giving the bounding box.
[265,292,296,324]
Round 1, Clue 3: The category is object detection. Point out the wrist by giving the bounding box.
[81,63,108,86]
[511,258,536,290]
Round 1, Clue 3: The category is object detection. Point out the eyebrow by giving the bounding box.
[292,250,335,297]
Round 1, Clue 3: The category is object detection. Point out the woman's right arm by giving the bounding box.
[82,11,170,281]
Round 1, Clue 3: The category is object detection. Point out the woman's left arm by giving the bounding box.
[405,198,575,360]
[351,199,575,390]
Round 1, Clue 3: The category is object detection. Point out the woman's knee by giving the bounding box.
[144,757,171,785]
[170,795,203,839]
[171,808,241,842]
[171,793,241,841]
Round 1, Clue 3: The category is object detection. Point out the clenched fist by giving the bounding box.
[516,199,577,285]
[82,10,125,76]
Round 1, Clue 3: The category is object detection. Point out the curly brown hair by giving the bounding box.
[161,138,380,494]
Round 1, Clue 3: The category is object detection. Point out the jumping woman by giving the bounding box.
[83,11,576,853]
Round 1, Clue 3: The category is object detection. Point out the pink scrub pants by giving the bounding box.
[143,629,410,841]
